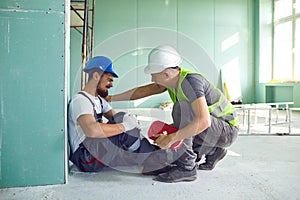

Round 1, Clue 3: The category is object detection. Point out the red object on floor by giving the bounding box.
[148,120,183,150]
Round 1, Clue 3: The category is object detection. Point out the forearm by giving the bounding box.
[173,117,211,141]
[155,116,211,149]
[109,83,166,102]
[156,97,211,149]
[110,88,139,101]
[84,122,125,138]
[174,96,211,140]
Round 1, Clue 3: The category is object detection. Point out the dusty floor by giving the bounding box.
[1,135,300,200]
[1,109,300,200]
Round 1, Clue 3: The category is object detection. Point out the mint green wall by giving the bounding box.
[71,0,254,107]
[70,0,255,107]
[0,0,66,188]
[214,0,254,103]
[261,83,300,107]
[254,0,272,103]
[293,84,300,107]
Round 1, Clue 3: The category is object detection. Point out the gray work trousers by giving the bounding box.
[80,112,166,173]
[171,101,238,169]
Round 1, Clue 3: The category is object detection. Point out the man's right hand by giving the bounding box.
[121,113,139,132]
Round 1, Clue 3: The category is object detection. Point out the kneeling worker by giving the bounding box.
[107,45,239,182]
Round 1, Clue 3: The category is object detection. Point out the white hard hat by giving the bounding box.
[144,45,182,74]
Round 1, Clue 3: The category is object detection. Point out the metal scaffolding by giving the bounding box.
[70,0,95,89]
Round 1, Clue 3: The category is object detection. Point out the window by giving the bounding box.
[296,18,300,79]
[296,0,300,13]
[273,0,300,81]
[274,0,292,20]
[273,22,292,79]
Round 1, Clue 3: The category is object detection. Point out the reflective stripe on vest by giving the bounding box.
[167,68,239,126]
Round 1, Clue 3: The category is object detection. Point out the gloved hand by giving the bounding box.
[121,113,140,132]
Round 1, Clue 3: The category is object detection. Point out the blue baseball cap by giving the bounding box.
[83,56,119,78]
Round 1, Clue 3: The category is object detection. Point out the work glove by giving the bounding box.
[121,113,140,132]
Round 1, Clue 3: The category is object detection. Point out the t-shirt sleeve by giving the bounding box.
[69,94,94,122]
[182,74,206,103]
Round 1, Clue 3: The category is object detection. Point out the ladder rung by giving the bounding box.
[71,0,86,3]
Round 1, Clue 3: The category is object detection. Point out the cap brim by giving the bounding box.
[104,70,118,78]
[83,68,118,78]
[110,72,118,78]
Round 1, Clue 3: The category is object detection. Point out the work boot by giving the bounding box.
[154,166,197,183]
[195,151,202,163]
[142,165,173,176]
[198,148,227,170]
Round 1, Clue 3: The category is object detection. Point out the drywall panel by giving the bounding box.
[135,0,178,108]
[177,0,220,87]
[87,0,137,108]
[0,2,65,188]
[178,0,214,59]
[214,0,254,103]
[0,0,63,11]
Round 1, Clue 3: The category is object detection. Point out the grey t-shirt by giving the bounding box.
[181,74,221,106]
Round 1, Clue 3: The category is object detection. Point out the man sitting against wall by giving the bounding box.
[68,56,166,172]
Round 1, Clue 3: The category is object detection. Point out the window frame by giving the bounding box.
[272,0,300,81]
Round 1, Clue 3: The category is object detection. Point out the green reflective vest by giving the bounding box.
[167,68,239,126]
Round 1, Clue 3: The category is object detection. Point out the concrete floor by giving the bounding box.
[1,109,300,200]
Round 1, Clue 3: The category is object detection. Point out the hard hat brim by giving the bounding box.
[144,64,167,74]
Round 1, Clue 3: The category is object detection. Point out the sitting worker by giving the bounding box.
[68,56,163,172]
[107,45,239,182]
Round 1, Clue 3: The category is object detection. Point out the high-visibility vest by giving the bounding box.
[167,68,239,126]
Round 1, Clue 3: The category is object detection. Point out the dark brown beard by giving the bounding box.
[97,88,108,98]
